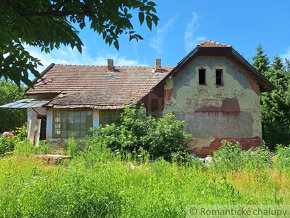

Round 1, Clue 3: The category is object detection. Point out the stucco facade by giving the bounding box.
[163,56,263,156]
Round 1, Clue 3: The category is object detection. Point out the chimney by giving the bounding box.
[107,59,114,71]
[155,58,161,70]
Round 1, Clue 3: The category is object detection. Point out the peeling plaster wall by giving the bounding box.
[164,56,262,156]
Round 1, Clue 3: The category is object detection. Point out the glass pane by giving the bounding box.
[81,117,86,123]
[56,111,61,116]
[55,117,60,123]
[75,117,80,123]
[69,111,74,116]
[61,124,67,130]
[75,111,81,116]
[55,124,61,129]
[68,130,74,137]
[74,124,80,130]
[68,117,74,123]
[81,124,86,130]
[81,111,87,116]
[68,123,73,130]
[87,111,92,116]
[61,116,67,123]
[61,131,67,138]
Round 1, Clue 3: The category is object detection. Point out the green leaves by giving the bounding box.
[0,0,159,86]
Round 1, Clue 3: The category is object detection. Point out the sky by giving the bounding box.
[26,0,290,79]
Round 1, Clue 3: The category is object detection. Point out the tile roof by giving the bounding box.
[27,65,173,109]
[197,39,232,48]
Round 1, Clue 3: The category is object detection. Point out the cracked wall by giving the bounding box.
[164,56,262,156]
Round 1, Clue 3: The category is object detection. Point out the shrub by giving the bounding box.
[0,136,16,156]
[88,106,192,161]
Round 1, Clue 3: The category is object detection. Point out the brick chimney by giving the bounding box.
[107,59,114,71]
[155,58,161,71]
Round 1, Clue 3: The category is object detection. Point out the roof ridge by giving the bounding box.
[197,39,232,48]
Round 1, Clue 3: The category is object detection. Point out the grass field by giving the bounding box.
[0,139,289,217]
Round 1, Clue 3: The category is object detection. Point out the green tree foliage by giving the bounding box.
[272,56,284,70]
[252,45,270,74]
[0,79,27,133]
[253,49,290,149]
[0,0,158,87]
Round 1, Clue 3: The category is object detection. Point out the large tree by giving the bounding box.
[252,45,270,74]
[0,79,27,132]
[255,52,290,149]
[0,0,158,86]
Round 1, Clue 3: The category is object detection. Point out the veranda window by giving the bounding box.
[54,110,93,138]
[100,110,122,126]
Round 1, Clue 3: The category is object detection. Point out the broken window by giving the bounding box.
[216,69,223,85]
[53,110,93,138]
[199,69,206,85]
[100,110,122,126]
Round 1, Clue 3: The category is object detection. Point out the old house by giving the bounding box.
[0,40,274,156]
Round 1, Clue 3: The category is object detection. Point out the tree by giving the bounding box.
[0,0,158,87]
[272,56,284,70]
[255,53,290,149]
[252,45,270,74]
[0,79,27,133]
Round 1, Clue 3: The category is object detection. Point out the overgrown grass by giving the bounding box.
[0,139,289,217]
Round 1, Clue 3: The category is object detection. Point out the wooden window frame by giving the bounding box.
[53,109,93,138]
[199,68,206,85]
[99,110,122,126]
[216,69,223,86]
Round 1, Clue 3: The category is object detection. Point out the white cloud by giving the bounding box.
[24,45,140,79]
[150,16,176,54]
[281,47,290,60]
[184,12,206,54]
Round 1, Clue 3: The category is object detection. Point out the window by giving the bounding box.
[100,110,122,126]
[216,69,223,85]
[199,69,206,85]
[54,110,93,138]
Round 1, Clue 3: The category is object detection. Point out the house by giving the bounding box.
[1,40,274,156]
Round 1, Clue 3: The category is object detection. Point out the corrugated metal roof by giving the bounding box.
[0,99,50,108]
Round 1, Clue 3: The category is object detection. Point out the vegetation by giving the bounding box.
[252,47,290,150]
[0,138,289,217]
[90,106,192,161]
[0,0,158,86]
[0,79,27,133]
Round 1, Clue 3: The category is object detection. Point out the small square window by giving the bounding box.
[216,69,223,85]
[199,69,206,85]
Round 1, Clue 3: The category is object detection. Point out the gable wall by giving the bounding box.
[163,56,262,156]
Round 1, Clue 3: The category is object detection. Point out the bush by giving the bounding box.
[88,106,192,161]
[0,136,16,156]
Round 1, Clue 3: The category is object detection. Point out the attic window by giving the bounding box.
[199,69,206,85]
[216,69,223,85]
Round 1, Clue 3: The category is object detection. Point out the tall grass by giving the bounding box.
[0,138,289,217]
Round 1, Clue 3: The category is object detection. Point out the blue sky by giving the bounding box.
[27,0,290,79]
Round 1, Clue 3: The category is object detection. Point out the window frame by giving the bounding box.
[99,110,122,126]
[198,68,206,85]
[215,69,223,86]
[53,109,93,138]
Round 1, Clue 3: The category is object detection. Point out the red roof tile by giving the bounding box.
[197,39,232,48]
[27,65,173,108]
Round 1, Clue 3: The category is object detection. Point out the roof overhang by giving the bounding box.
[0,99,50,109]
